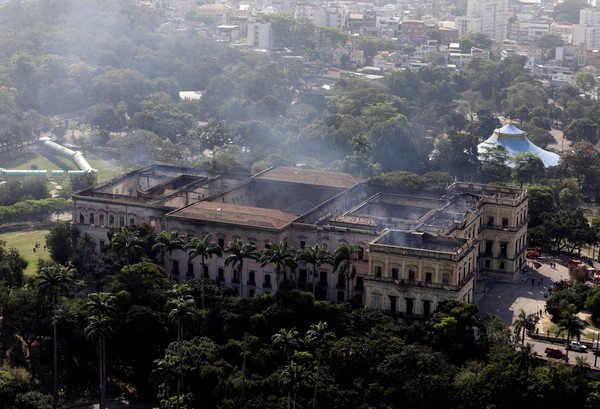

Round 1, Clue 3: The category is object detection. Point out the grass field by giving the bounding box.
[0,227,52,277]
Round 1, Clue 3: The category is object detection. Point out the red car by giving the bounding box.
[545,347,567,359]
[527,250,541,258]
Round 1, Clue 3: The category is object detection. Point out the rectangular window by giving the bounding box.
[130,218,135,226]
[119,216,125,226]
[248,271,255,285]
[264,274,271,288]
[337,291,345,302]
[99,214,105,227]
[80,213,85,224]
[500,261,505,270]
[203,265,209,279]
[299,269,307,283]
[500,243,507,257]
[355,277,364,291]
[425,272,432,284]
[423,300,431,316]
[409,269,415,281]
[109,215,114,227]
[375,265,382,276]
[249,289,255,297]
[392,268,399,279]
[389,296,397,312]
[319,271,327,286]
[488,216,494,226]
[406,298,414,315]
[357,247,364,260]
[337,273,345,288]
[502,217,509,228]
[90,213,95,225]
[218,238,224,249]
[486,241,493,255]
[172,261,179,276]
[300,240,306,249]
[442,273,450,285]
[218,268,224,281]
[485,259,491,268]
[187,263,194,277]
[373,296,381,308]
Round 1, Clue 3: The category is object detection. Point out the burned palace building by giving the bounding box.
[72,164,528,324]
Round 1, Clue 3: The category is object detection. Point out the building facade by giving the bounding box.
[72,166,528,322]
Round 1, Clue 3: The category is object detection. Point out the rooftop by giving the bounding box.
[255,167,365,189]
[168,202,297,230]
[374,230,468,253]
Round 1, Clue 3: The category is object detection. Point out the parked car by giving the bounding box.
[566,341,587,352]
[545,347,567,359]
[527,250,541,258]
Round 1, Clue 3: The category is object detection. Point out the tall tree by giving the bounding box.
[557,309,586,360]
[185,233,222,308]
[295,244,333,297]
[151,355,179,409]
[111,227,145,269]
[332,243,360,301]
[85,291,115,409]
[36,265,73,409]
[281,361,312,409]
[225,240,260,295]
[167,295,198,409]
[305,322,335,409]
[512,308,539,345]
[273,328,303,409]
[153,230,185,281]
[260,241,297,287]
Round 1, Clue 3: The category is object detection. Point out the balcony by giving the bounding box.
[366,273,474,292]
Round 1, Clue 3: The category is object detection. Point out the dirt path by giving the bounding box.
[547,128,571,153]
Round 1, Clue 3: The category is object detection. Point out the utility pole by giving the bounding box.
[592,334,600,366]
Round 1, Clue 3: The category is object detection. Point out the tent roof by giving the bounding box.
[478,124,560,167]
[494,123,525,135]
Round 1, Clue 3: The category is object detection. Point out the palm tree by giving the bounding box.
[557,310,586,360]
[225,240,260,296]
[36,264,73,409]
[151,355,180,409]
[186,233,222,308]
[515,342,537,371]
[167,296,199,409]
[513,308,539,345]
[153,230,185,280]
[85,314,113,409]
[260,241,297,287]
[332,243,360,302]
[305,321,335,409]
[110,227,145,269]
[281,361,312,409]
[295,245,333,297]
[272,328,302,365]
[86,292,117,318]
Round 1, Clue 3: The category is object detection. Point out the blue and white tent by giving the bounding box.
[477,123,560,167]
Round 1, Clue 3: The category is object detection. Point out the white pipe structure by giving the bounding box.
[39,137,96,173]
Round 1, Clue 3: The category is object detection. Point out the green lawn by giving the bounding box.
[0,227,52,277]
[85,152,124,183]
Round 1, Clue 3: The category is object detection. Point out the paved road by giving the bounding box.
[476,255,599,366]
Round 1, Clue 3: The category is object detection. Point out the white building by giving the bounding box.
[462,0,508,40]
[247,21,273,49]
[311,6,347,30]
[574,8,600,47]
